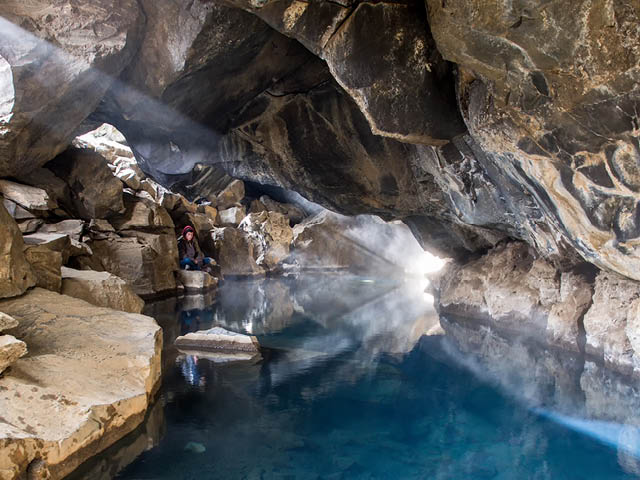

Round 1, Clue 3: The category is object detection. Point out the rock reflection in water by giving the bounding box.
[439,315,640,476]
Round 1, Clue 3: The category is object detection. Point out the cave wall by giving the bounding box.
[1,0,639,278]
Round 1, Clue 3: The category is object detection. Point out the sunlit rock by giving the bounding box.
[239,211,293,271]
[47,148,125,220]
[211,227,264,277]
[61,267,144,314]
[0,202,35,299]
[0,335,27,375]
[218,206,246,227]
[0,288,161,480]
[23,245,63,293]
[0,1,144,178]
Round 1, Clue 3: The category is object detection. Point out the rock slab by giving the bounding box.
[175,326,259,353]
[0,288,162,480]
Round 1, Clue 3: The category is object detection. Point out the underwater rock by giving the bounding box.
[183,442,206,454]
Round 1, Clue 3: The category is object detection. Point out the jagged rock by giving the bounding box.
[211,227,264,277]
[239,211,293,270]
[38,220,84,241]
[61,267,144,314]
[0,288,161,480]
[23,233,72,265]
[196,204,218,221]
[437,241,594,351]
[16,219,43,235]
[218,206,246,227]
[14,168,71,212]
[90,232,178,297]
[109,193,174,232]
[215,179,245,209]
[583,272,640,375]
[259,196,305,225]
[46,148,125,220]
[176,270,218,293]
[73,125,134,164]
[2,199,36,220]
[0,202,35,299]
[0,180,57,212]
[175,326,259,353]
[89,219,116,234]
[0,313,18,333]
[0,1,144,178]
[0,335,27,375]
[23,245,62,293]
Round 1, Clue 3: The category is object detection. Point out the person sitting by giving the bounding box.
[177,225,214,272]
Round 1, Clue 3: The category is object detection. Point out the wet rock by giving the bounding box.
[0,312,18,333]
[437,241,593,351]
[90,232,178,297]
[175,326,259,353]
[176,270,218,294]
[239,211,293,270]
[215,179,245,209]
[218,206,246,227]
[0,202,35,299]
[0,288,161,480]
[0,335,27,375]
[23,245,63,293]
[61,267,144,314]
[583,272,640,375]
[0,0,144,178]
[47,148,125,220]
[0,180,58,212]
[211,227,264,277]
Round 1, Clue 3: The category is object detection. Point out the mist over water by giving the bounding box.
[69,274,640,480]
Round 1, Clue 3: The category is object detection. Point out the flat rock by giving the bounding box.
[0,313,18,333]
[175,326,259,353]
[61,267,145,314]
[0,180,57,212]
[176,270,218,293]
[38,219,85,241]
[0,288,161,480]
[0,335,27,375]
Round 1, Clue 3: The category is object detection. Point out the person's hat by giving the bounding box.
[182,225,195,236]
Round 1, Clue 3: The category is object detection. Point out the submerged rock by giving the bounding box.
[0,288,162,480]
[184,441,206,454]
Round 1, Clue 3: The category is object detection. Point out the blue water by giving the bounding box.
[88,276,640,479]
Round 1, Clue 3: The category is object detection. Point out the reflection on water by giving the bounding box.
[83,274,640,479]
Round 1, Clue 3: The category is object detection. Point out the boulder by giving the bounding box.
[196,204,218,222]
[583,272,640,375]
[0,313,18,333]
[176,270,218,293]
[0,180,58,212]
[23,245,63,293]
[73,125,134,165]
[218,206,246,227]
[14,168,71,211]
[2,199,36,220]
[38,219,85,241]
[47,148,125,220]
[0,202,35,299]
[22,233,72,265]
[90,232,178,297]
[249,199,267,214]
[0,335,27,375]
[215,179,245,209]
[211,227,264,277]
[239,211,293,270]
[260,195,305,224]
[0,288,161,480]
[175,326,259,353]
[61,267,144,314]
[109,193,174,232]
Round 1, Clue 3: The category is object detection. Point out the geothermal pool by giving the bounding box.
[77,275,640,479]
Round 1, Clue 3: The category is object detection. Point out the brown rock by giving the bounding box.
[22,233,72,265]
[0,312,18,333]
[109,193,174,232]
[61,267,144,314]
[0,180,58,212]
[239,211,293,270]
[215,179,245,209]
[0,202,35,299]
[211,227,264,277]
[218,206,246,227]
[23,245,63,293]
[0,335,27,375]
[176,270,218,294]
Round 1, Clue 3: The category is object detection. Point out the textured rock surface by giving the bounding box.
[215,179,245,209]
[218,206,246,227]
[239,211,293,270]
[0,202,35,299]
[0,288,161,480]
[176,270,218,293]
[61,267,144,314]
[0,180,57,212]
[175,326,259,353]
[0,335,27,375]
[0,312,18,333]
[23,244,63,293]
[211,227,264,277]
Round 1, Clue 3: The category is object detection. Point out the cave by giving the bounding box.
[1,0,640,478]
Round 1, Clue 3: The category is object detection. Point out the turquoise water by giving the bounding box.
[89,276,640,479]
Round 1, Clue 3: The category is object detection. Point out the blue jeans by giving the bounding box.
[180,257,213,270]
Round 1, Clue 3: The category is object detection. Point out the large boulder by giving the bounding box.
[0,288,161,480]
[61,267,144,314]
[90,232,178,297]
[211,227,264,277]
[239,211,293,270]
[23,245,63,293]
[0,202,35,299]
[0,1,144,178]
[46,148,125,220]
